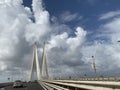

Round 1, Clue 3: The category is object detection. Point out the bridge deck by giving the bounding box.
[3,82,44,90]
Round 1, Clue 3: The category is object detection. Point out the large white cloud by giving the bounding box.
[42,27,87,78]
[0,0,34,82]
[0,0,87,82]
[102,18,120,42]
[80,11,120,77]
[25,0,51,44]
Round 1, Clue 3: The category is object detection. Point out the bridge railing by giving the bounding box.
[76,77,120,81]
[41,79,120,90]
[38,77,120,90]
[54,77,120,81]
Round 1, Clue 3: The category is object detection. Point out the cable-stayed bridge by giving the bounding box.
[1,43,120,90]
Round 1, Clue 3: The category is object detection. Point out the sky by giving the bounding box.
[0,0,120,82]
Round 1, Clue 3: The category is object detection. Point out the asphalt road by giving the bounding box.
[1,82,44,90]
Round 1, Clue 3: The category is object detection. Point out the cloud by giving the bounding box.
[0,0,52,82]
[99,10,120,20]
[60,11,82,23]
[80,10,120,77]
[100,17,120,43]
[0,0,23,5]
[45,27,87,77]
[0,0,87,82]
[81,41,120,76]
[0,0,32,82]
[25,0,51,44]
[47,6,120,78]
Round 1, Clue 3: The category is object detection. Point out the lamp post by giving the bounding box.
[92,56,97,77]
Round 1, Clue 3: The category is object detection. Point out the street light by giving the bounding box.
[91,56,97,76]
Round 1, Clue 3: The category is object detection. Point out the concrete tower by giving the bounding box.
[29,42,41,81]
[41,42,49,79]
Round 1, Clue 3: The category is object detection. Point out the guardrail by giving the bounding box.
[38,80,69,90]
[54,77,120,81]
[41,79,120,90]
[77,77,120,81]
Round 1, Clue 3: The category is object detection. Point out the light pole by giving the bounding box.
[91,56,97,77]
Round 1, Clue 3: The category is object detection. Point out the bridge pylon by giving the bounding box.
[41,42,49,79]
[29,42,41,81]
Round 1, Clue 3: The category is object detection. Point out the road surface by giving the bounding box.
[1,82,44,90]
